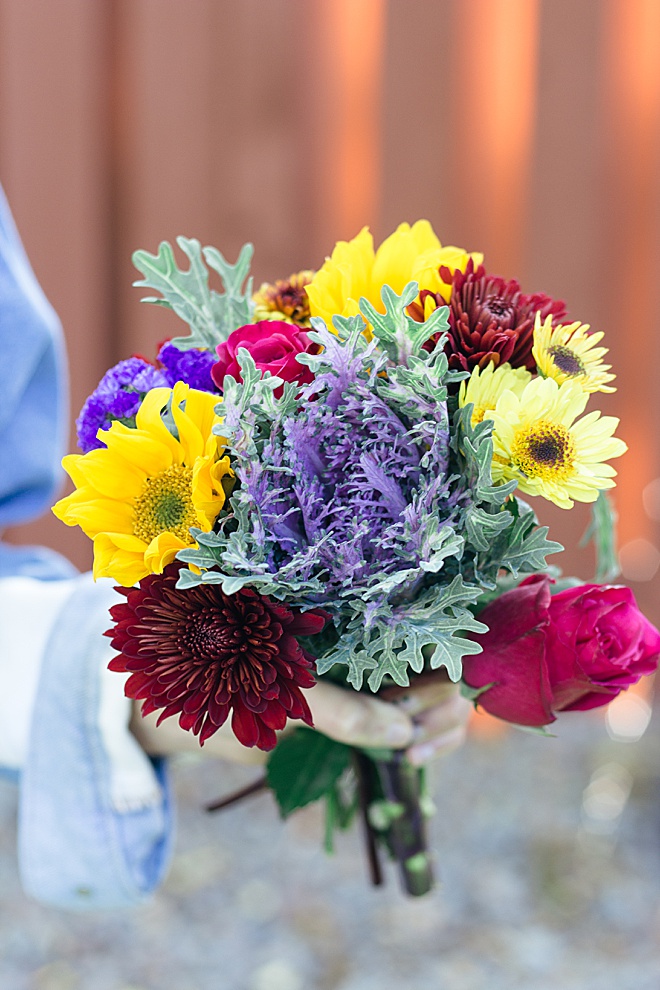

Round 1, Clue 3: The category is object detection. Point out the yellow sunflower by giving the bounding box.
[305,220,481,334]
[52,382,233,585]
[532,314,616,393]
[458,362,532,428]
[487,376,627,509]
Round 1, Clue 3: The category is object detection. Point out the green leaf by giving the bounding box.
[464,504,513,552]
[381,351,451,420]
[320,575,489,690]
[358,281,449,364]
[511,722,556,738]
[266,727,352,818]
[460,680,494,703]
[480,498,563,580]
[580,490,620,582]
[132,237,253,349]
[505,524,563,575]
[323,777,358,852]
[316,632,379,690]
[345,650,380,690]
[426,629,483,680]
[367,649,412,691]
[389,627,434,679]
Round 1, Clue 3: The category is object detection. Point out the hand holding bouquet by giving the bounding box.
[53,221,660,895]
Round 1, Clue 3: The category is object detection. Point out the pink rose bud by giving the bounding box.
[211,320,317,396]
[462,574,660,726]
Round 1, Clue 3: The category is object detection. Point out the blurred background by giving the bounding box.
[1,1,660,988]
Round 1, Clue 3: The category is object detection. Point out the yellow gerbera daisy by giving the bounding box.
[532,313,616,393]
[488,376,627,509]
[305,220,482,335]
[458,362,532,428]
[53,382,233,585]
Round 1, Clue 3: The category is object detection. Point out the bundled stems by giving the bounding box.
[373,751,435,896]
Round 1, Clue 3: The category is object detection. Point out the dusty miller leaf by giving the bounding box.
[359,280,450,365]
[132,237,253,350]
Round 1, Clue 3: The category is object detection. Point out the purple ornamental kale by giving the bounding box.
[283,387,422,565]
[76,357,167,453]
[157,342,218,393]
[232,326,455,602]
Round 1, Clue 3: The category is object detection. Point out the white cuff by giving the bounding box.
[0,574,161,812]
[0,576,76,769]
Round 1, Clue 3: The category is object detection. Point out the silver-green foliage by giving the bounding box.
[132,236,254,350]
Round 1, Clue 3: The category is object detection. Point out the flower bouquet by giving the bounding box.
[53,221,660,896]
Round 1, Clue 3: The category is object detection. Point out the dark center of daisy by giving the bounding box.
[528,435,564,464]
[548,344,585,377]
[133,464,198,545]
[511,421,576,482]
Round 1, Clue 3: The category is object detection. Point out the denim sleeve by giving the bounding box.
[1,187,174,909]
[0,184,69,530]
[18,575,175,909]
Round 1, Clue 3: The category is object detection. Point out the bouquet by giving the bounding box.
[53,220,660,896]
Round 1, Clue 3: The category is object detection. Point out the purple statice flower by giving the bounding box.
[76,358,167,453]
[157,342,218,393]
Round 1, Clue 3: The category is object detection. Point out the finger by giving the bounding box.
[388,678,460,717]
[405,693,472,766]
[406,723,468,766]
[308,680,414,749]
[410,692,472,743]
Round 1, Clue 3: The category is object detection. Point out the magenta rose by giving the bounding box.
[462,574,660,726]
[211,320,316,395]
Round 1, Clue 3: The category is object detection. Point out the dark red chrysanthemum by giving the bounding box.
[411,259,566,373]
[106,564,328,750]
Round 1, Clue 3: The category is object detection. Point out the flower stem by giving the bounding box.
[205,775,268,812]
[352,752,384,887]
[374,751,435,896]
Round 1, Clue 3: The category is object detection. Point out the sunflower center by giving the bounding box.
[548,344,585,377]
[511,420,576,482]
[133,464,198,544]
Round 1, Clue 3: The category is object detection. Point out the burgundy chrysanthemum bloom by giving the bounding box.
[106,565,328,750]
[411,259,566,373]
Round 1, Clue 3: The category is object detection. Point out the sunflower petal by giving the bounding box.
[93,532,149,585]
[144,532,188,574]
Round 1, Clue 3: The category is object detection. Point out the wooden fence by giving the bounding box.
[1,0,659,621]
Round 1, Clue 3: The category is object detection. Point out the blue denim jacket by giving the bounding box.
[0,184,174,908]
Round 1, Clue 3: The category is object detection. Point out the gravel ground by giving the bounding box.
[2,707,660,990]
